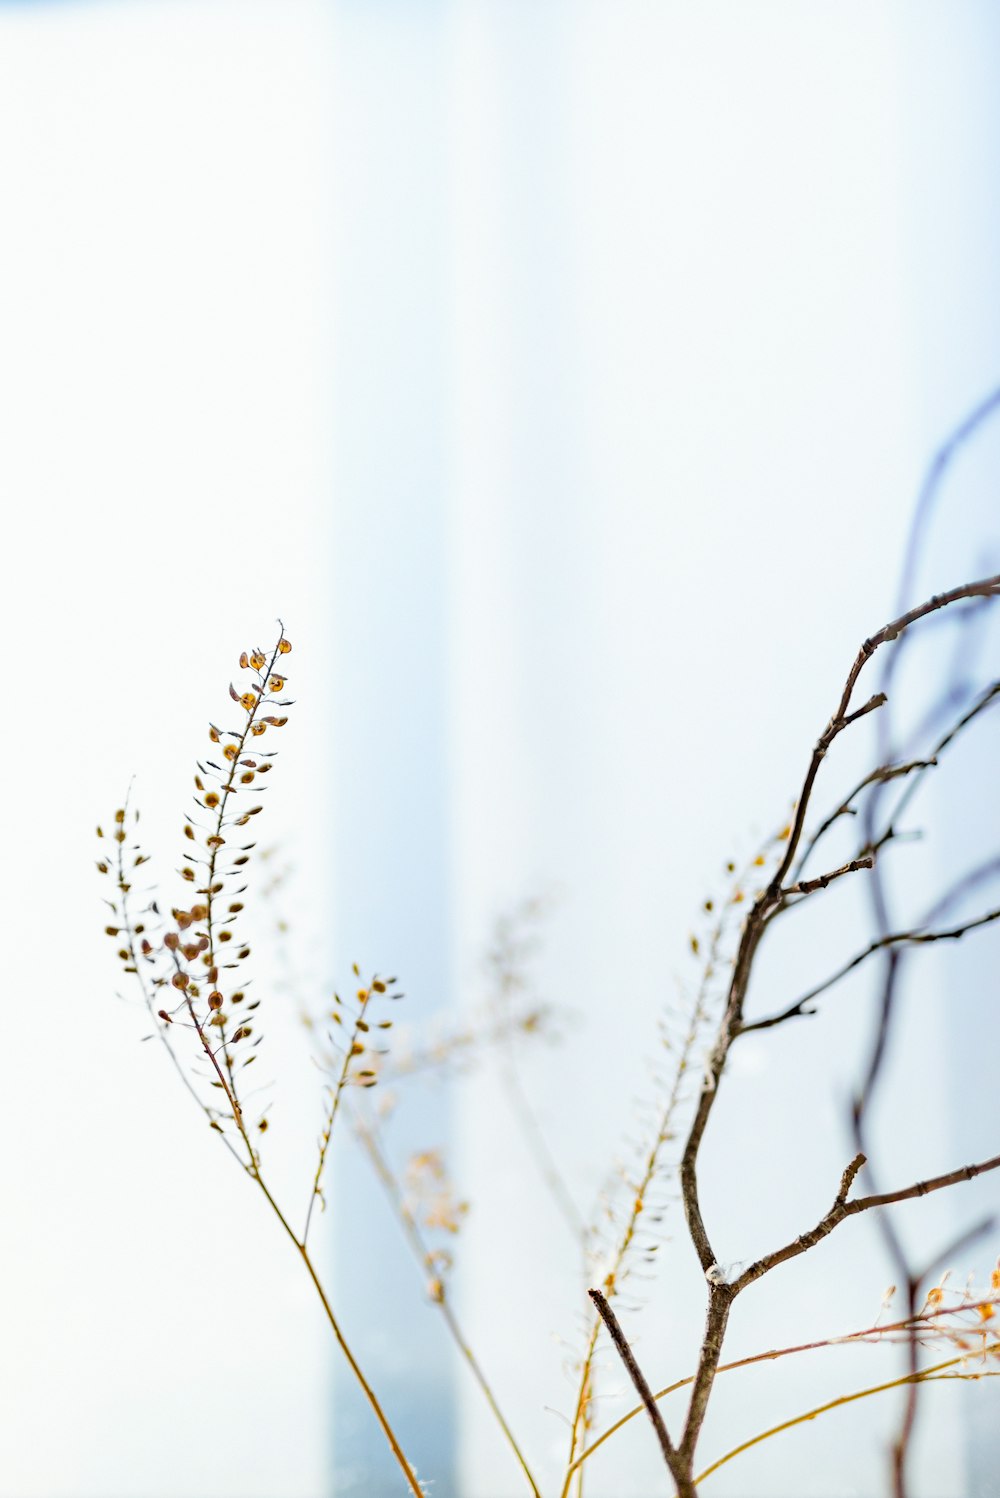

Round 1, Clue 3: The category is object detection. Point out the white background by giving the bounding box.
[0,3,998,1496]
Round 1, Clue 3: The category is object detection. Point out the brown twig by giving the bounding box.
[740,903,1000,1034]
[665,570,1000,1491]
[588,1289,677,1473]
[768,577,1000,904]
[782,854,874,898]
[731,1151,1000,1294]
[792,759,935,882]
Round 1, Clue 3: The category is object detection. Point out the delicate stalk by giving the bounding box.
[567,1297,1000,1478]
[240,1126,425,1498]
[354,1112,541,1498]
[694,1348,1000,1487]
[304,981,375,1246]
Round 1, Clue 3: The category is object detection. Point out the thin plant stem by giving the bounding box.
[202,628,288,1114]
[566,1297,1000,1478]
[303,982,375,1246]
[353,1110,542,1498]
[243,1124,425,1498]
[559,877,740,1497]
[114,808,247,1168]
[296,1238,425,1498]
[158,985,425,1496]
[694,1348,1000,1487]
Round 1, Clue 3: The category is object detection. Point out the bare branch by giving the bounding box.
[770,574,1000,894]
[568,1293,1000,1478]
[794,759,935,881]
[678,1288,734,1468]
[741,903,1000,1034]
[732,1150,1000,1294]
[841,690,888,729]
[587,1289,677,1473]
[663,566,1000,1493]
[851,1153,1000,1214]
[782,855,873,898]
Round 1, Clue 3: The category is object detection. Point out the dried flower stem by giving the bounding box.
[353,1111,541,1498]
[171,990,424,1496]
[197,1020,424,1496]
[104,632,423,1498]
[568,1295,1000,1478]
[303,983,375,1246]
[202,629,287,1112]
[560,870,747,1497]
[695,1348,1000,1487]
[114,812,247,1167]
[561,1022,697,1491]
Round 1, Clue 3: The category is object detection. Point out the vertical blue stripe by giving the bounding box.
[328,2,456,1492]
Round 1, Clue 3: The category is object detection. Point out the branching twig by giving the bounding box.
[665,565,1000,1492]
[793,759,935,882]
[741,903,1000,1034]
[731,1151,1000,1294]
[781,855,874,899]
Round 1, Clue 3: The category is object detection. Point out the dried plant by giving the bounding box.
[101,396,1000,1496]
[98,632,425,1498]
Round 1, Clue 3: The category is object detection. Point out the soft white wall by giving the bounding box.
[0,5,337,1496]
[2,3,998,1498]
